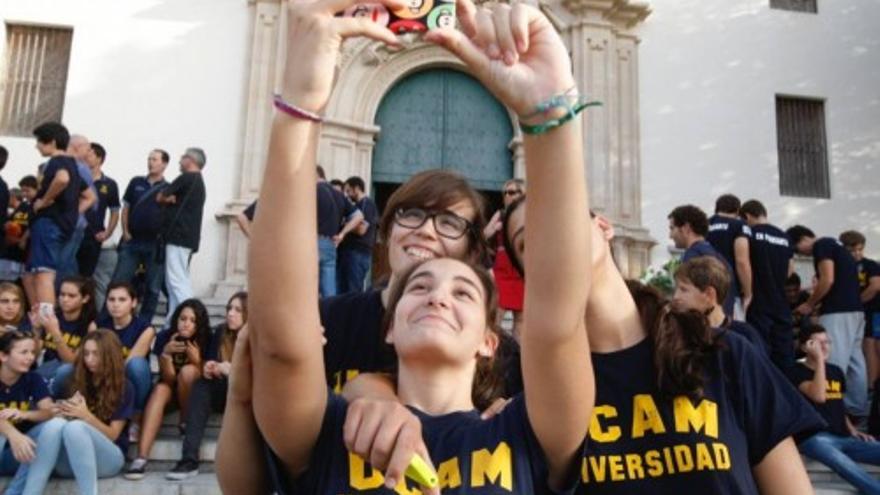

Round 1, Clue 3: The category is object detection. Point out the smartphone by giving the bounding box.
[340,0,455,34]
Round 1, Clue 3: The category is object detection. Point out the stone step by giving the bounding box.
[0,472,220,495]
[813,482,859,494]
[131,436,217,463]
[804,457,880,486]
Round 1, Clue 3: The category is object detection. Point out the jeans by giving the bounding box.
[50,363,74,398]
[318,237,337,298]
[821,311,869,416]
[126,356,153,411]
[26,218,67,273]
[3,420,61,495]
[58,225,85,282]
[337,248,371,294]
[181,377,227,462]
[92,247,117,310]
[9,418,124,495]
[164,244,193,325]
[112,239,164,322]
[35,360,66,393]
[0,421,52,478]
[800,431,880,495]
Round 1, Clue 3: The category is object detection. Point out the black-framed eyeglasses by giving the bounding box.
[393,207,473,240]
[503,189,522,196]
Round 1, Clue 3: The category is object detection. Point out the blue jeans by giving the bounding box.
[318,237,337,298]
[58,225,85,282]
[26,218,67,273]
[112,239,164,322]
[49,363,74,398]
[164,244,193,325]
[8,418,124,495]
[337,248,371,294]
[126,356,153,411]
[800,431,880,494]
[0,421,52,480]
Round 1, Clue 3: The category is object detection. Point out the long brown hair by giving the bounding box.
[219,292,248,363]
[69,329,126,422]
[626,280,723,399]
[383,259,504,411]
[377,170,489,277]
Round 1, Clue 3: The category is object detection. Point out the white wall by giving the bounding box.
[0,0,252,297]
[639,0,880,266]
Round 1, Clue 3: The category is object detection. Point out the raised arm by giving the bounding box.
[248,0,402,477]
[427,0,592,487]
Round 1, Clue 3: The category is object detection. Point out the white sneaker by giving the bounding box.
[124,458,148,480]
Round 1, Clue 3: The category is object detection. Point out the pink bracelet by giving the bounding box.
[273,94,323,123]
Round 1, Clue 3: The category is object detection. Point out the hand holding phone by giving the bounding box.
[341,0,455,34]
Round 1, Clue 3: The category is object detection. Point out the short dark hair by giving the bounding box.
[786,225,816,246]
[152,149,170,164]
[674,256,730,304]
[0,145,7,171]
[316,165,326,179]
[797,324,827,348]
[785,272,802,288]
[739,199,767,219]
[90,143,106,163]
[330,179,344,189]
[840,230,866,248]
[32,122,70,151]
[344,176,366,192]
[18,175,38,189]
[714,194,741,214]
[668,205,709,237]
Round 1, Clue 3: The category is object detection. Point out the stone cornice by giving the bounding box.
[561,0,650,28]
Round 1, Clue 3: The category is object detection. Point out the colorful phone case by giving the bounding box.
[341,0,456,34]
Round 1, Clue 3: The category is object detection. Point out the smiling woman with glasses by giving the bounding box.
[393,207,474,240]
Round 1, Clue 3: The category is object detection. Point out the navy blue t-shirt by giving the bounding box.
[340,196,379,254]
[36,155,86,236]
[123,176,168,241]
[42,311,90,363]
[747,224,793,323]
[0,176,8,247]
[153,329,202,372]
[858,258,880,314]
[707,215,751,300]
[317,182,357,238]
[723,321,767,357]
[85,174,120,235]
[96,315,152,358]
[0,371,50,432]
[267,393,581,494]
[320,288,396,393]
[579,332,824,494]
[787,362,847,439]
[812,238,862,315]
[682,240,736,316]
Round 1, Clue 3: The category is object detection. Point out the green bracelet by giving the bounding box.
[519,100,602,135]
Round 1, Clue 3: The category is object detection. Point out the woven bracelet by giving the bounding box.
[519,100,602,135]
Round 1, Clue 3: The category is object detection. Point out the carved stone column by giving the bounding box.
[213,0,283,299]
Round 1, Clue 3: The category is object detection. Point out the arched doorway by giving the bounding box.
[371,68,514,212]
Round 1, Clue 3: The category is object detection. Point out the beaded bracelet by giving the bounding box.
[519,100,601,135]
[273,94,323,123]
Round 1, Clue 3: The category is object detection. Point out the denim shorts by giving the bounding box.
[27,217,67,272]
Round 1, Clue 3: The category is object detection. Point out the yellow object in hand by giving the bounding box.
[405,453,438,488]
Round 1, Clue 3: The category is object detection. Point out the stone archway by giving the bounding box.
[212,0,655,298]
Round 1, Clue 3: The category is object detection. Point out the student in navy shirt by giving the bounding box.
[96,282,156,416]
[740,199,796,370]
[668,204,736,316]
[707,194,752,320]
[16,330,134,494]
[840,230,880,388]
[316,165,363,298]
[111,149,169,322]
[789,324,880,494]
[672,256,767,355]
[4,175,37,268]
[77,142,120,281]
[788,225,867,417]
[0,331,55,488]
[220,6,594,493]
[337,176,380,294]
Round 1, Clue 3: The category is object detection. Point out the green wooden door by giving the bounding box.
[372,69,513,192]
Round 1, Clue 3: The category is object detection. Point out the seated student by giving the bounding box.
[0,332,58,493]
[125,298,210,480]
[789,324,880,494]
[31,276,97,389]
[13,330,134,495]
[786,272,811,329]
[672,256,768,355]
[95,282,156,438]
[219,1,595,492]
[167,291,247,480]
[0,283,26,331]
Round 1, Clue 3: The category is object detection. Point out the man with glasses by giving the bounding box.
[484,178,526,334]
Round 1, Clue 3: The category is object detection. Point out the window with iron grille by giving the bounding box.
[776,96,830,198]
[0,23,73,137]
[770,0,818,14]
